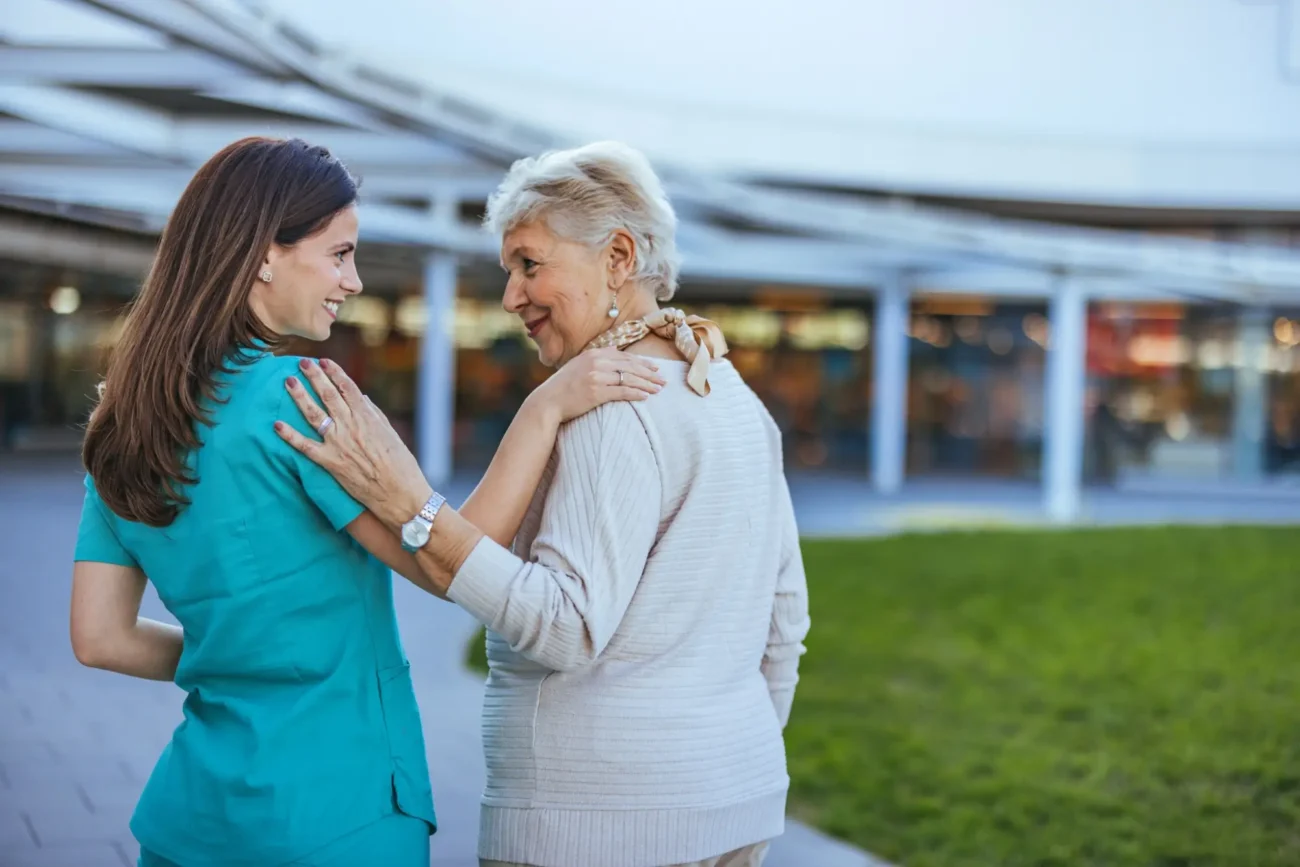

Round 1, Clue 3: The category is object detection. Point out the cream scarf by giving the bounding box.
[586,307,729,396]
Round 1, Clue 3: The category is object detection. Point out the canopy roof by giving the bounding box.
[3,0,1299,304]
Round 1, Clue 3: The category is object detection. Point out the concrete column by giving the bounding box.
[871,273,910,493]
[1042,276,1088,523]
[1232,306,1270,481]
[417,251,457,485]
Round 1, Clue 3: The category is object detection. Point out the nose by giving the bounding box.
[501,274,526,315]
[341,262,363,296]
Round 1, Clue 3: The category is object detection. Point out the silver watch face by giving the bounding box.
[402,520,431,549]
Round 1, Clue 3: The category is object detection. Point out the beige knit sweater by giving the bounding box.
[446,356,811,867]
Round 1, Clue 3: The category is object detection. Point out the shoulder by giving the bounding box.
[81,473,107,510]
[226,353,312,422]
[560,401,651,449]
[556,402,659,476]
[233,353,302,396]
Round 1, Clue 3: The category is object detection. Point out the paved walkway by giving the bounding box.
[0,455,883,867]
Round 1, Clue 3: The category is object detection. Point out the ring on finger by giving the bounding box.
[618,370,624,385]
[316,416,334,437]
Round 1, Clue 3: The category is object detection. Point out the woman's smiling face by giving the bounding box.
[250,205,363,341]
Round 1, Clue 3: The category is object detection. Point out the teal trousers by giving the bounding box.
[138,812,430,867]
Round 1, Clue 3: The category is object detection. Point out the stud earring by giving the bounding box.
[259,269,272,283]
[607,295,619,318]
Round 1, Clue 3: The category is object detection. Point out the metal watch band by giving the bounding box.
[417,490,446,526]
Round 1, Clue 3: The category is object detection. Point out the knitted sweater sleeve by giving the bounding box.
[446,403,661,672]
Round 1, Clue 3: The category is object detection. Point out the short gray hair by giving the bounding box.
[484,141,681,301]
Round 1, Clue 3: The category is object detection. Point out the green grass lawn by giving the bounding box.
[465,526,1300,867]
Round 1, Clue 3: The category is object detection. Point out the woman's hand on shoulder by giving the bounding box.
[528,348,664,426]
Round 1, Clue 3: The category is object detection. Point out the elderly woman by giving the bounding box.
[276,141,811,867]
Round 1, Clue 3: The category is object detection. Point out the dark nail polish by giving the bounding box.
[286,377,299,390]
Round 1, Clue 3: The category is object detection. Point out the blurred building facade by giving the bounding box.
[3,0,1300,523]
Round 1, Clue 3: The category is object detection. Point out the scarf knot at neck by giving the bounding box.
[586,307,729,395]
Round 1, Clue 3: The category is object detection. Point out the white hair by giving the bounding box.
[484,141,682,301]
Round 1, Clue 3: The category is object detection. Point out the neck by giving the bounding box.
[612,290,659,331]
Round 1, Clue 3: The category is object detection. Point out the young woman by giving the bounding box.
[70,136,661,867]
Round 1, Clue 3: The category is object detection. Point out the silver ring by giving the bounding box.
[617,370,624,385]
[316,416,334,437]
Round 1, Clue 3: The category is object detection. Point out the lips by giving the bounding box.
[323,300,341,319]
[525,314,549,338]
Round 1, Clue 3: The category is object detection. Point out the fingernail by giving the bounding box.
[299,358,311,370]
[274,421,285,433]
[286,377,299,390]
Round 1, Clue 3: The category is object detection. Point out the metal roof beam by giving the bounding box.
[0,84,492,166]
[197,81,381,127]
[675,179,1300,293]
[0,121,129,157]
[0,163,503,205]
[0,164,494,251]
[79,0,290,74]
[0,84,178,159]
[0,211,156,276]
[0,46,253,87]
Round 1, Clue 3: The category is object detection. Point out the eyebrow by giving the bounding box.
[503,244,540,262]
[332,241,357,253]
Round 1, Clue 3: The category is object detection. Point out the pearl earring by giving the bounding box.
[259,269,272,283]
[607,295,619,318]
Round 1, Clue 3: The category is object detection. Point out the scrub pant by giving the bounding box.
[139,812,430,867]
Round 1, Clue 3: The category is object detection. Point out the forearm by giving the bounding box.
[367,396,558,544]
[761,646,803,728]
[383,398,556,593]
[409,405,659,671]
[80,618,183,682]
[460,395,560,548]
[410,505,487,597]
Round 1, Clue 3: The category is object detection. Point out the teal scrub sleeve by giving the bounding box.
[269,362,366,533]
[73,476,139,567]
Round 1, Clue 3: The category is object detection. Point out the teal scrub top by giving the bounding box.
[73,350,436,867]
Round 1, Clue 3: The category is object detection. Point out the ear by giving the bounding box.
[605,230,637,290]
[264,244,285,269]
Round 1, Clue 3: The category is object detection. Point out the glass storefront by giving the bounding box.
[906,296,1048,480]
[1081,302,1300,484]
[0,260,133,450]
[3,254,1296,488]
[291,289,875,474]
[448,293,873,473]
[1266,310,1300,475]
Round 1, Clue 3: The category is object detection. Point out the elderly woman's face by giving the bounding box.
[500,221,614,367]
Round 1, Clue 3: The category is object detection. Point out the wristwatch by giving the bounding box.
[400,491,447,553]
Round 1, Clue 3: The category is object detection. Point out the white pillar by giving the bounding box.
[418,251,457,485]
[1043,276,1088,523]
[871,273,910,494]
[1232,306,1269,481]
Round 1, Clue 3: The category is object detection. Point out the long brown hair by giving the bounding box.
[83,137,358,527]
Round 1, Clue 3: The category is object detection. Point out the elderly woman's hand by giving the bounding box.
[526,348,664,427]
[275,358,432,528]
